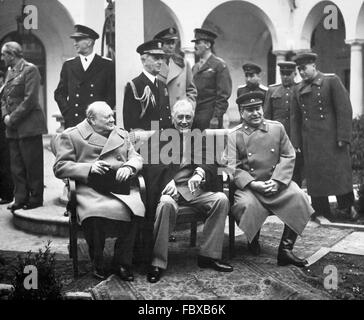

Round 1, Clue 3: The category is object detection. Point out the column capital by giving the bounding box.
[345,39,364,46]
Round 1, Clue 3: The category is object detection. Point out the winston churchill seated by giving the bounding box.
[53,101,145,281]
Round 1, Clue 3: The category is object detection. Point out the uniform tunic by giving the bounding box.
[223,120,313,242]
[54,55,115,129]
[291,72,353,197]
[192,54,232,130]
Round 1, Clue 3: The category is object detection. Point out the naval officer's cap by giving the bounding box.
[136,40,165,55]
[70,24,99,40]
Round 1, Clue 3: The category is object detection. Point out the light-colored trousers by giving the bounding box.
[152,192,230,269]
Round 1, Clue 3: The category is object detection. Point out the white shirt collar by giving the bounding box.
[79,52,96,70]
[143,69,157,84]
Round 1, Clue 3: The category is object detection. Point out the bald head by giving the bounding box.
[86,101,115,135]
[1,41,23,68]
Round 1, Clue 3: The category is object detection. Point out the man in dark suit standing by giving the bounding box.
[237,63,268,98]
[0,70,14,205]
[123,39,172,131]
[192,28,232,130]
[54,25,115,129]
[1,42,47,211]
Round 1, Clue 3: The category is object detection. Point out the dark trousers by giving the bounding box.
[81,217,139,269]
[311,191,355,216]
[8,136,44,205]
[0,127,13,200]
[292,152,303,187]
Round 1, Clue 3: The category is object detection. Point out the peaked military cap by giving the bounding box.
[278,61,297,73]
[70,24,99,40]
[191,28,218,43]
[236,91,265,108]
[154,27,179,41]
[242,62,262,74]
[136,39,165,55]
[293,52,318,66]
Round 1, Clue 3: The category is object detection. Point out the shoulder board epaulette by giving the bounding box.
[269,83,281,87]
[259,84,268,91]
[238,84,247,89]
[65,57,76,62]
[102,56,113,61]
[230,123,243,132]
[323,73,335,77]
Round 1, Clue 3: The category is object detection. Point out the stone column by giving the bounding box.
[273,50,288,84]
[347,40,364,117]
[182,46,195,69]
[115,0,144,126]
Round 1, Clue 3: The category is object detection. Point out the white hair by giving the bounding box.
[171,99,195,117]
[86,101,111,120]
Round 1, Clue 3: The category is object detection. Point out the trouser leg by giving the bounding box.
[19,136,44,205]
[8,139,28,204]
[151,195,178,269]
[0,137,14,200]
[311,196,331,217]
[336,191,354,209]
[113,217,139,268]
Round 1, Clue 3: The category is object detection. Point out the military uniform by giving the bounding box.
[123,39,172,131]
[237,83,267,99]
[54,54,115,129]
[1,58,47,207]
[54,24,115,129]
[237,62,267,100]
[291,52,357,219]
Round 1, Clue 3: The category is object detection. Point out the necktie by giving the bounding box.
[85,57,87,62]
[154,78,158,88]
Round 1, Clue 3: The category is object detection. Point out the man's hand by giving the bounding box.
[188,174,203,194]
[209,117,219,129]
[162,179,178,198]
[90,160,110,175]
[249,180,280,197]
[4,115,10,127]
[116,167,132,182]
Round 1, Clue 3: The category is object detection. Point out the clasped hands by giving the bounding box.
[250,179,280,197]
[90,160,132,182]
[161,174,203,199]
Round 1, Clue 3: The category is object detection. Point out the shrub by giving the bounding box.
[9,241,62,300]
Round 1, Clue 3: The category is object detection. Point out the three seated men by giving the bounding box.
[223,92,314,267]
[53,101,145,280]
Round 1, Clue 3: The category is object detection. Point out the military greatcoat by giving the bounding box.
[223,120,313,242]
[291,72,353,197]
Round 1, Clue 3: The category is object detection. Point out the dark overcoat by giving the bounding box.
[54,55,115,129]
[291,72,353,197]
[1,59,47,138]
[223,120,313,242]
[192,54,232,130]
[123,73,172,131]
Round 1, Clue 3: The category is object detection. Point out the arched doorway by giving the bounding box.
[301,2,350,90]
[0,32,47,122]
[201,1,276,125]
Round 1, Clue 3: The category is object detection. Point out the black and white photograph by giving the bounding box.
[0,0,364,308]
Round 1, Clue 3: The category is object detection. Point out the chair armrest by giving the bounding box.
[66,179,77,222]
[136,174,146,206]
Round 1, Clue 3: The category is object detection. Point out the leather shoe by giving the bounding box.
[23,203,43,210]
[117,265,134,282]
[197,256,233,272]
[7,203,25,212]
[147,266,163,283]
[0,198,13,205]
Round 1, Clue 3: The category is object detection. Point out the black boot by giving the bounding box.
[248,230,261,256]
[277,225,307,267]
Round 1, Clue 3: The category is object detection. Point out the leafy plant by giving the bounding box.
[9,241,62,300]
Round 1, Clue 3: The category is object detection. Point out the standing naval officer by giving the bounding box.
[192,28,232,130]
[54,24,115,129]
[123,39,172,131]
[237,63,267,98]
[291,52,358,221]
[264,61,303,186]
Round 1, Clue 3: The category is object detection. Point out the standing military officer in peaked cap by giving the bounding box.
[192,28,232,130]
[291,52,358,221]
[223,91,314,267]
[153,27,197,110]
[237,62,268,98]
[123,39,172,131]
[54,24,115,129]
[264,61,303,186]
